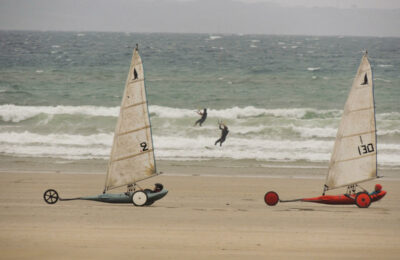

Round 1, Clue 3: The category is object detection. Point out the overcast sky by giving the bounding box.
[0,0,399,36]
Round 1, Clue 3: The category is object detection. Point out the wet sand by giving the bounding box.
[0,167,399,259]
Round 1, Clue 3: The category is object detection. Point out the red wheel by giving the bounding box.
[355,192,371,208]
[264,191,279,206]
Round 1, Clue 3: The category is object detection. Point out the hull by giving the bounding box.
[65,189,168,205]
[301,190,386,205]
[265,188,386,208]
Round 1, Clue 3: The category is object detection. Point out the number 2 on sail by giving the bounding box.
[140,142,148,152]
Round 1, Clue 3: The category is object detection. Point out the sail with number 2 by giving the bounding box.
[104,46,157,192]
[325,53,377,190]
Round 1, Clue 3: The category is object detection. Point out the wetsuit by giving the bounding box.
[194,109,207,126]
[215,125,229,146]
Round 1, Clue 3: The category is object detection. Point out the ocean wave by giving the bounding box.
[0,131,399,165]
[375,78,392,83]
[0,131,113,146]
[291,126,337,138]
[0,104,119,122]
[307,67,320,71]
[1,144,108,160]
[378,129,400,136]
[208,35,222,40]
[377,64,393,68]
[3,104,400,124]
[151,105,340,120]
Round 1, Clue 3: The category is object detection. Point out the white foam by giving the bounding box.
[291,126,337,138]
[377,64,393,68]
[0,104,344,122]
[0,104,119,122]
[375,78,392,83]
[0,131,113,146]
[307,67,320,71]
[0,130,399,165]
[378,129,400,136]
[1,143,109,160]
[208,35,222,40]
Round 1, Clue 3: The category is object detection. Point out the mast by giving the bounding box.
[103,45,157,192]
[324,52,377,192]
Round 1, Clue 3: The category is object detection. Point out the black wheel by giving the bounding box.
[43,189,59,204]
[132,190,148,206]
[355,192,371,208]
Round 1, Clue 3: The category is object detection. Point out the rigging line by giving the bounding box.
[112,149,153,163]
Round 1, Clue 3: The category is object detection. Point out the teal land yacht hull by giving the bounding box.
[44,188,168,206]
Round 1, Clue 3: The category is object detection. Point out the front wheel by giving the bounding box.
[355,192,371,208]
[43,189,59,204]
[264,191,279,206]
[132,191,148,206]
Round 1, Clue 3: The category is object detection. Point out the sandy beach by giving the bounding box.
[0,163,399,259]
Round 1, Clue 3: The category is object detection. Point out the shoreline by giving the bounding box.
[1,155,399,180]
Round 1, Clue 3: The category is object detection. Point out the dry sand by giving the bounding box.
[0,166,399,259]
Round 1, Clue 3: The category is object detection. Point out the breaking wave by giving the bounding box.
[1,104,399,166]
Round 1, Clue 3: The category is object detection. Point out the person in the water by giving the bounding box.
[194,108,207,126]
[215,123,229,146]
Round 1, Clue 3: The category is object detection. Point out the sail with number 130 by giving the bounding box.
[325,53,377,190]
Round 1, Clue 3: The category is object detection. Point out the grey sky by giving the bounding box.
[0,0,399,36]
[238,0,400,9]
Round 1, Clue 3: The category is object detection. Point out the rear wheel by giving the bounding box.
[264,191,279,206]
[355,192,371,208]
[132,191,148,206]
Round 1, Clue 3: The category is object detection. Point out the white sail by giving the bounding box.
[104,47,157,191]
[325,54,377,190]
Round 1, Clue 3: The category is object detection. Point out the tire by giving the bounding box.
[264,191,279,206]
[355,192,371,208]
[132,191,148,206]
[43,189,59,204]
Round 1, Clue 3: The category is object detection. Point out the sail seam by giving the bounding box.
[129,78,145,83]
[123,101,146,110]
[347,106,373,113]
[341,130,376,139]
[334,152,376,163]
[112,149,153,163]
[118,125,150,136]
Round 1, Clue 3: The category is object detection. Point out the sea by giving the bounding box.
[0,31,399,172]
